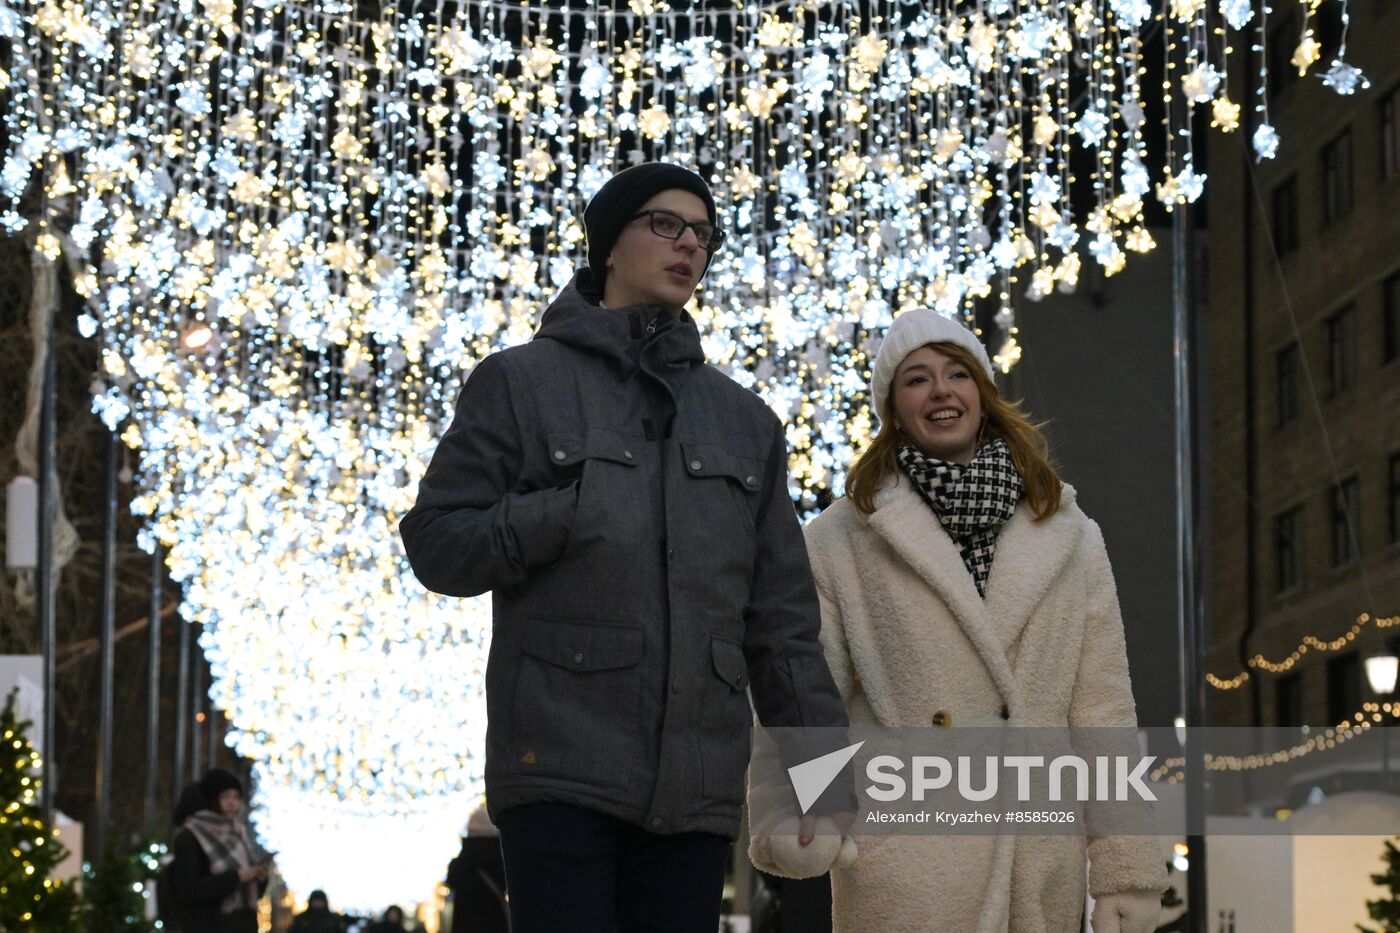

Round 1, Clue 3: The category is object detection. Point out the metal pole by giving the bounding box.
[191,648,203,781]
[35,260,57,821]
[1175,198,1208,932]
[95,428,118,859]
[207,706,217,771]
[145,545,162,835]
[173,615,190,794]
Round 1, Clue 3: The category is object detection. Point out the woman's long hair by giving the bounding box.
[845,340,1062,519]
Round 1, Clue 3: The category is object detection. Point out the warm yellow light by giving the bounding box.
[181,322,214,351]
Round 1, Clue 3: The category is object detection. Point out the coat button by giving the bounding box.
[521,751,537,765]
[931,710,951,728]
[623,450,633,460]
[1000,704,1010,720]
[745,476,758,487]
[553,450,566,461]
[690,460,703,471]
[650,817,662,829]
[572,652,585,665]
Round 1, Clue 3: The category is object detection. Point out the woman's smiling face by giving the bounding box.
[891,344,983,465]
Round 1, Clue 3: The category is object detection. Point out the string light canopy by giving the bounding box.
[0,0,1369,909]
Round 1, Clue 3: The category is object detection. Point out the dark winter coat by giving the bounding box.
[288,907,347,933]
[401,271,848,837]
[446,835,508,933]
[167,827,260,933]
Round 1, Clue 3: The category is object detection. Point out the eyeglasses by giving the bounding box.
[628,209,726,252]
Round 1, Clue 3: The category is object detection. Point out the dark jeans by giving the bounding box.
[496,802,731,933]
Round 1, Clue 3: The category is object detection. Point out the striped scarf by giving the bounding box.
[182,810,261,914]
[896,437,1023,597]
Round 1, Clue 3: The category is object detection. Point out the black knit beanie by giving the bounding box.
[197,767,244,808]
[584,162,717,284]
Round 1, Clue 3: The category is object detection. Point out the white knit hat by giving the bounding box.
[869,309,994,419]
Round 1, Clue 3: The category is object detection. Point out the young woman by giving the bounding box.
[788,309,1165,932]
[168,768,270,933]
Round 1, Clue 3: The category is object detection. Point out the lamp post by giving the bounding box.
[1365,653,1398,788]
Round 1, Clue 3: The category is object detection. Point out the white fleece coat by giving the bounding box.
[793,475,1165,933]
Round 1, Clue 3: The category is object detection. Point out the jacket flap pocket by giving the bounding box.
[546,430,639,467]
[710,637,748,691]
[522,619,645,672]
[681,443,764,491]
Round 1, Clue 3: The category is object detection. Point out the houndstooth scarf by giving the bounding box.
[896,437,1024,598]
[182,810,261,914]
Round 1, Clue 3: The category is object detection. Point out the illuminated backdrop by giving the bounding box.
[0,0,1366,909]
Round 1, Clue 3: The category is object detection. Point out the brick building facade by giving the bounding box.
[1206,0,1400,731]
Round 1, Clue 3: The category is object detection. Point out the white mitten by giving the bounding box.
[1091,890,1161,933]
[755,816,858,879]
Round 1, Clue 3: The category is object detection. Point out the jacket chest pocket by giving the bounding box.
[546,429,644,561]
[680,442,764,542]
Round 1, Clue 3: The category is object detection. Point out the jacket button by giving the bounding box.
[690,460,703,471]
[521,751,537,765]
[553,450,566,461]
[671,682,681,694]
[1000,704,1010,720]
[572,652,585,665]
[623,450,633,460]
[931,710,951,728]
[745,476,758,487]
[650,817,662,829]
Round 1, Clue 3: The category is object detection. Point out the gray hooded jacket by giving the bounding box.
[401,272,847,837]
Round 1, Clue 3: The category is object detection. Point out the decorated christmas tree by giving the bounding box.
[0,689,77,931]
[79,839,164,933]
[1360,837,1400,933]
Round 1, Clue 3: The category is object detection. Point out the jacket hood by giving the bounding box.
[535,270,706,373]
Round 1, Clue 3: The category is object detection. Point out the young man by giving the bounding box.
[400,162,847,933]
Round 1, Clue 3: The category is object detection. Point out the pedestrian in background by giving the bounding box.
[166,768,270,933]
[366,904,409,932]
[289,889,346,933]
[445,804,508,933]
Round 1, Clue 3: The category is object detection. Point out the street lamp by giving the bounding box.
[1366,652,1398,788]
[1367,654,1399,696]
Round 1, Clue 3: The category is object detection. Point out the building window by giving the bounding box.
[1276,672,1303,728]
[1383,87,1400,180]
[1327,653,1361,725]
[1390,453,1400,546]
[1275,507,1304,593]
[1268,15,1298,100]
[1385,273,1400,365]
[1272,176,1298,254]
[1327,305,1356,396]
[1330,476,1361,567]
[1276,343,1301,425]
[1321,130,1354,224]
